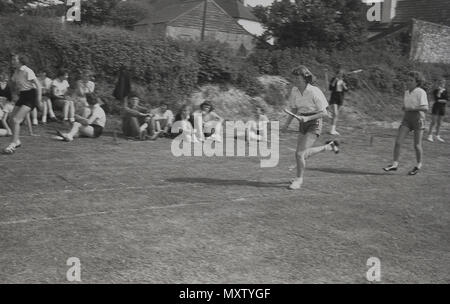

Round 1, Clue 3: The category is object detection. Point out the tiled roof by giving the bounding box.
[214,0,259,21]
[393,0,450,26]
[135,0,203,25]
[145,0,259,22]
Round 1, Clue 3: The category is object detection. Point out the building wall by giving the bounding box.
[410,19,450,64]
[166,25,255,52]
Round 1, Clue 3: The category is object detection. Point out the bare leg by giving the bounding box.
[42,100,48,123]
[68,100,75,122]
[11,105,32,144]
[47,99,56,119]
[295,132,318,180]
[413,129,424,166]
[435,116,442,136]
[31,108,38,125]
[393,125,410,163]
[332,104,339,128]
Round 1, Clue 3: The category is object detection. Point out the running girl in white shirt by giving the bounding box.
[282,65,339,190]
[383,71,429,175]
[2,54,42,154]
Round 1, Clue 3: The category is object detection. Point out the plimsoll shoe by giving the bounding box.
[383,164,398,172]
[426,135,434,142]
[288,178,303,190]
[326,140,340,154]
[436,136,445,143]
[408,167,420,176]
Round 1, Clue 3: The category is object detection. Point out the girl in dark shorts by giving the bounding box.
[383,71,429,175]
[326,68,349,136]
[282,66,339,190]
[2,54,42,154]
[427,78,448,143]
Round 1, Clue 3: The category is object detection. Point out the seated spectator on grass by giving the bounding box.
[74,69,95,117]
[0,94,14,137]
[151,102,174,137]
[0,71,12,102]
[55,93,106,142]
[193,101,223,142]
[33,71,56,124]
[51,69,74,124]
[121,95,153,140]
[247,105,269,142]
[171,105,197,142]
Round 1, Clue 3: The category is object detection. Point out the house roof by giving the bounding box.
[393,0,450,26]
[214,0,259,22]
[142,0,259,23]
[135,0,203,25]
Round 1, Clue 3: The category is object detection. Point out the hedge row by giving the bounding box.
[0,16,263,112]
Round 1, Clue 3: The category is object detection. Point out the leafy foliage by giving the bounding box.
[253,0,368,50]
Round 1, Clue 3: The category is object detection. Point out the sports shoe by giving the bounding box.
[408,167,420,176]
[383,164,398,172]
[329,130,340,136]
[436,136,445,143]
[288,178,303,190]
[426,135,434,142]
[56,130,73,142]
[326,140,340,154]
[2,142,21,155]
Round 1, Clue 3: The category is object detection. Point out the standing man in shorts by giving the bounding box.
[2,54,42,154]
[427,78,448,143]
[383,71,429,175]
[281,66,339,190]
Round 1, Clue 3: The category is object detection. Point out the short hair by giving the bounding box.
[11,53,28,66]
[291,65,315,84]
[408,71,425,87]
[57,69,68,78]
[85,93,99,105]
[200,101,214,112]
[128,92,140,99]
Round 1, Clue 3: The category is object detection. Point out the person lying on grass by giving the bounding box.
[121,94,154,140]
[55,93,106,142]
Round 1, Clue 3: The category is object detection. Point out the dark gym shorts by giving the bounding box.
[329,91,345,106]
[401,111,425,131]
[16,89,37,110]
[298,113,322,136]
[90,124,103,138]
[432,102,446,116]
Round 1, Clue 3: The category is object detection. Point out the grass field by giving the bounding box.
[0,118,449,283]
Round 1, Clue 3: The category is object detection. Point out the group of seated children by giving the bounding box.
[28,68,95,126]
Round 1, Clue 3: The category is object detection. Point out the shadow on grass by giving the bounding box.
[308,167,388,176]
[167,177,287,189]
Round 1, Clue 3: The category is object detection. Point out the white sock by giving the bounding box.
[416,163,422,169]
[393,161,399,167]
[330,125,336,133]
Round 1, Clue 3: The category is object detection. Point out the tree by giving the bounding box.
[253,0,368,50]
